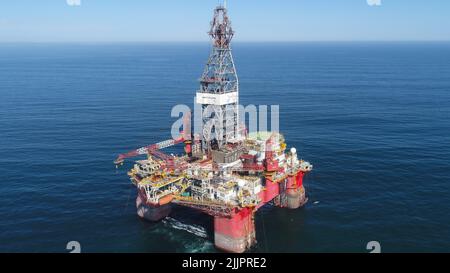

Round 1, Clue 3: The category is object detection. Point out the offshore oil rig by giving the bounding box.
[115,2,312,253]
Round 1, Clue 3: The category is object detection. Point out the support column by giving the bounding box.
[285,172,307,209]
[136,194,171,222]
[214,208,256,253]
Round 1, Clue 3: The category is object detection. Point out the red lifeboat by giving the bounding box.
[158,194,174,206]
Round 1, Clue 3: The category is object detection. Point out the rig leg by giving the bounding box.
[136,195,171,222]
[286,186,307,209]
[278,172,308,209]
[287,171,308,209]
[214,208,256,253]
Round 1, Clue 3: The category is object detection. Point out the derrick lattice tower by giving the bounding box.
[196,2,239,152]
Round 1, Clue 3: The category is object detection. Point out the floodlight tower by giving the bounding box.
[196,1,239,152]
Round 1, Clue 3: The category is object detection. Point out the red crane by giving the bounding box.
[115,112,192,166]
[114,137,185,166]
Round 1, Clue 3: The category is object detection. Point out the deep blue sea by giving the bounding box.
[0,42,449,253]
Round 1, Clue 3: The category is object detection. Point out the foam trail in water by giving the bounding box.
[163,217,208,238]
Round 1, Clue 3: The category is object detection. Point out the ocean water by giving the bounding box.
[0,42,449,253]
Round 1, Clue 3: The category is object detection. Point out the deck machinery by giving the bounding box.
[115,3,312,253]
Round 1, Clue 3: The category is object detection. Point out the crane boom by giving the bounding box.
[114,136,184,166]
[115,112,191,166]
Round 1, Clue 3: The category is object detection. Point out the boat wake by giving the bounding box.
[163,217,208,239]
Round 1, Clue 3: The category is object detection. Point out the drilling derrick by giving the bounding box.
[197,4,239,152]
[115,2,313,254]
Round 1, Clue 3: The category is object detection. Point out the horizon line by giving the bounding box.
[1,40,450,44]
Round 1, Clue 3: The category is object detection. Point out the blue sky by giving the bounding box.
[0,0,449,42]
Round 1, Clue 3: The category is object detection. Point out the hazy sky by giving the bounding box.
[0,0,449,42]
